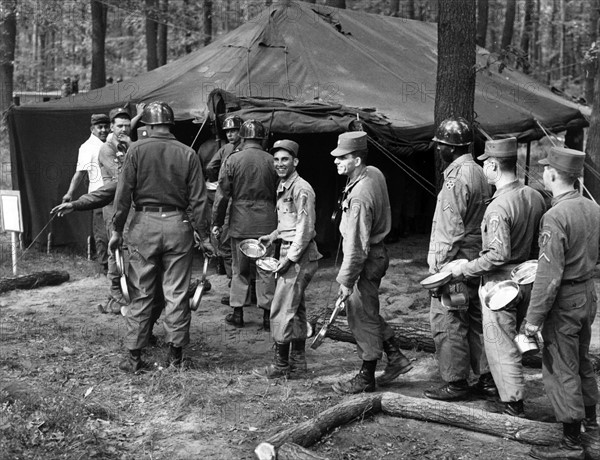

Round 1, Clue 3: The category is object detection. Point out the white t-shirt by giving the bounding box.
[76,134,104,193]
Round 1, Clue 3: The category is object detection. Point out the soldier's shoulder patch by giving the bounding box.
[445,180,455,190]
[539,229,551,248]
[351,202,361,218]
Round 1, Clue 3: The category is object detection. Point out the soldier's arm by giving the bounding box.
[525,216,566,326]
[462,210,511,277]
[72,182,118,211]
[211,157,233,227]
[336,198,371,288]
[286,187,317,262]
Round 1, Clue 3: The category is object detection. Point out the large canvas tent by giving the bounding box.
[8,1,588,250]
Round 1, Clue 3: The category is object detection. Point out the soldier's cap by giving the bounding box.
[477,137,518,161]
[109,107,131,121]
[271,139,299,157]
[91,113,110,125]
[330,131,367,157]
[539,146,586,175]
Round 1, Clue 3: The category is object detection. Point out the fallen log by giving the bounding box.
[255,442,329,460]
[0,270,70,294]
[265,393,382,448]
[381,392,600,459]
[315,315,600,372]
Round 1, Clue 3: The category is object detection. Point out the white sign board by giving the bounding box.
[0,190,23,233]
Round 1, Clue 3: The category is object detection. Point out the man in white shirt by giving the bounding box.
[62,113,110,272]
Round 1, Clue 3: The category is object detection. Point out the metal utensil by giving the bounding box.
[190,256,209,311]
[510,260,538,285]
[310,296,346,350]
[239,239,267,260]
[115,248,131,304]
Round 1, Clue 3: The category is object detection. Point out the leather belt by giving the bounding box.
[135,205,181,212]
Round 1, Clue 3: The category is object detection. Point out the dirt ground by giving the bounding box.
[1,234,599,459]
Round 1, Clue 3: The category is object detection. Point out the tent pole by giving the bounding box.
[525,141,531,186]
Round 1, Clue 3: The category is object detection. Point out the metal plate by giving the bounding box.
[119,273,131,304]
[190,282,204,311]
[483,280,520,311]
[511,260,538,285]
[420,272,452,290]
[115,248,125,275]
[256,257,279,272]
[309,326,327,349]
[309,297,346,350]
[239,239,267,260]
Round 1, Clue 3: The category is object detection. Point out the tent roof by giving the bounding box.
[13,1,588,142]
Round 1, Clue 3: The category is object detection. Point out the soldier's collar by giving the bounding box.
[277,171,299,193]
[551,189,579,206]
[343,167,368,194]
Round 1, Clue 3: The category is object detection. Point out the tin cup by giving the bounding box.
[514,331,543,356]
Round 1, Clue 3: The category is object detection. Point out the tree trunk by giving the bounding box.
[0,271,70,294]
[390,0,400,16]
[265,393,382,448]
[0,0,17,115]
[476,0,488,48]
[434,0,476,188]
[145,0,159,71]
[90,0,107,89]
[157,0,168,66]
[325,0,346,9]
[519,0,534,74]
[532,0,541,78]
[203,0,213,46]
[406,0,415,19]
[585,51,600,204]
[381,393,600,457]
[501,0,516,51]
[585,0,600,104]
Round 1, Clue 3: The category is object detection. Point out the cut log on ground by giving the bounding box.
[0,270,70,294]
[264,393,382,449]
[313,314,600,372]
[381,392,600,459]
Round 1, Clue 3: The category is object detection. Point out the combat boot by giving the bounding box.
[262,309,270,331]
[253,342,290,379]
[119,349,150,374]
[225,307,244,327]
[166,343,183,368]
[424,379,469,401]
[583,404,599,432]
[376,336,413,386]
[289,339,307,378]
[470,372,499,399]
[529,421,585,460]
[503,400,525,417]
[332,360,376,395]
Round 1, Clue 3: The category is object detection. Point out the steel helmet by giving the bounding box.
[239,119,267,139]
[222,115,243,130]
[433,117,473,146]
[141,101,175,125]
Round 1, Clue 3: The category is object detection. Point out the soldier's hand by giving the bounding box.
[51,202,74,217]
[450,262,466,281]
[135,102,146,115]
[108,231,123,255]
[61,192,73,203]
[198,237,216,258]
[258,234,273,247]
[338,284,353,302]
[211,226,222,240]
[275,257,292,276]
[523,321,541,337]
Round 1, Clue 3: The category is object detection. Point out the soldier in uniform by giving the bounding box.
[206,115,243,286]
[450,137,546,416]
[109,101,214,373]
[330,131,413,394]
[253,140,322,379]
[212,119,278,329]
[523,147,599,460]
[424,117,492,401]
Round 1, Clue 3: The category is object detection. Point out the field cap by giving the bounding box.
[91,114,110,125]
[539,146,585,175]
[331,131,367,157]
[271,139,299,157]
[109,107,131,121]
[477,137,517,161]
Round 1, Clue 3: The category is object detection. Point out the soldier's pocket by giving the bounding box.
[555,290,587,311]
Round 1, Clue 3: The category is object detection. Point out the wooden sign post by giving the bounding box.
[0,190,24,275]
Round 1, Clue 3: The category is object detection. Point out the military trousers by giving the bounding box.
[230,236,275,311]
[430,277,489,382]
[346,243,395,362]
[124,210,193,350]
[541,280,598,423]
[482,278,531,402]
[270,241,318,343]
